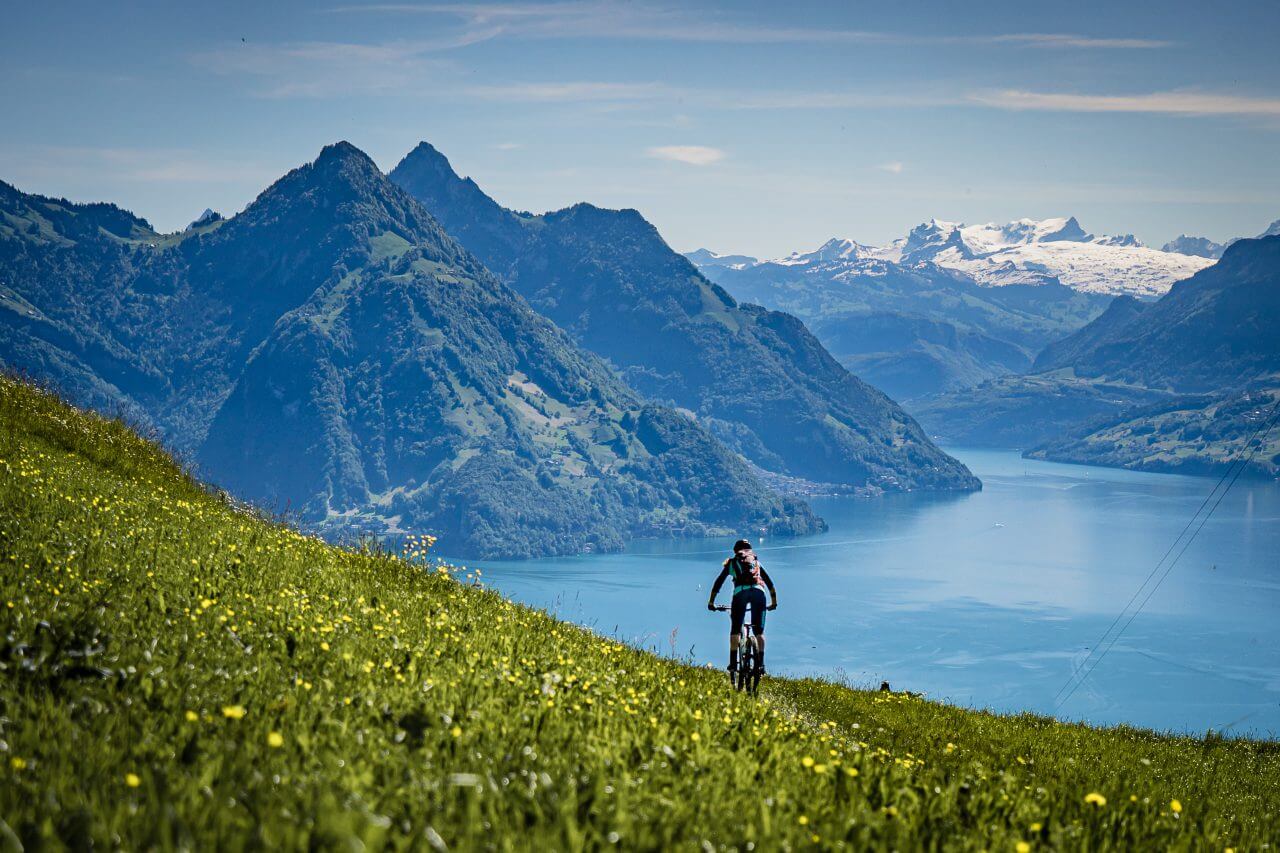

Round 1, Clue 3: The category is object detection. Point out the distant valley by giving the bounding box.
[693,220,1280,480]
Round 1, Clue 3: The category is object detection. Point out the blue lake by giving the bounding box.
[464,449,1280,738]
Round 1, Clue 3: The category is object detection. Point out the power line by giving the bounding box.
[1049,394,1274,708]
[1052,392,1280,714]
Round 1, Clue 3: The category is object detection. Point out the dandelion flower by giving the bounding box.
[450,725,462,738]
[1170,799,1182,813]
[1016,843,1031,853]
[222,705,247,720]
[267,731,284,748]
[798,816,809,826]
[185,710,199,722]
[801,756,815,768]
[1084,792,1107,807]
[690,732,700,742]
[1029,822,1042,832]
[124,773,141,788]
[10,757,26,770]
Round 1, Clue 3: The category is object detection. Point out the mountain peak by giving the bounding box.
[248,141,401,215]
[684,247,759,268]
[394,140,467,185]
[316,140,374,167]
[187,208,223,230]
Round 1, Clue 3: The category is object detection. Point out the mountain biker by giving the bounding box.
[707,538,778,677]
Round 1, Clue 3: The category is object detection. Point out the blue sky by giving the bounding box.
[3,0,1278,256]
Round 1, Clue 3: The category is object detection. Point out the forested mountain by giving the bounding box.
[1027,389,1280,479]
[1031,295,1149,374]
[880,217,1212,298]
[693,241,1109,401]
[914,236,1280,453]
[0,143,823,558]
[390,142,977,494]
[1031,235,1280,392]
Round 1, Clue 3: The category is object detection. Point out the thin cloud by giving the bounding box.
[330,3,1171,49]
[970,89,1280,116]
[465,81,669,102]
[492,142,524,150]
[879,161,905,174]
[191,38,460,98]
[647,145,725,166]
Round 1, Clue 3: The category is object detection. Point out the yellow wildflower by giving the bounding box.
[222,705,247,720]
[267,731,284,748]
[124,773,141,788]
[1016,843,1031,853]
[801,756,815,768]
[1084,792,1107,807]
[10,757,26,770]
[1170,799,1182,814]
[450,725,462,738]
[185,710,199,722]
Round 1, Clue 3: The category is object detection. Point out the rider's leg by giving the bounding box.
[728,592,747,670]
[749,588,767,673]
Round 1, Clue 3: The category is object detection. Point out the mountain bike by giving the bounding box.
[712,605,762,694]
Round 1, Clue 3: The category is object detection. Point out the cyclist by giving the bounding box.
[707,538,778,678]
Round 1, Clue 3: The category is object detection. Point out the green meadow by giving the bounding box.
[2,374,1276,850]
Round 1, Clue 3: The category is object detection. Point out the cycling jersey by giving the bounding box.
[709,556,775,599]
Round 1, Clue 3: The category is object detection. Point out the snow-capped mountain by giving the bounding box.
[736,217,1215,298]
[1162,235,1228,259]
[767,237,880,266]
[1159,219,1280,260]
[682,247,757,269]
[869,217,1213,297]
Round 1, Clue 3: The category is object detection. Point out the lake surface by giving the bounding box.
[464,449,1280,738]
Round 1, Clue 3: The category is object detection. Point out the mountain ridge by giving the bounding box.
[391,141,979,494]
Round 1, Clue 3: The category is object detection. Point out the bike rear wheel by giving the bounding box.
[737,633,758,693]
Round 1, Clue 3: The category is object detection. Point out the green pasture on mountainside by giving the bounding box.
[1,375,1277,849]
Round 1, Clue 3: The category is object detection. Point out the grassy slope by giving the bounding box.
[1,375,1277,850]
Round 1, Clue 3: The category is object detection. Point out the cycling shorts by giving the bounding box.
[730,586,766,636]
